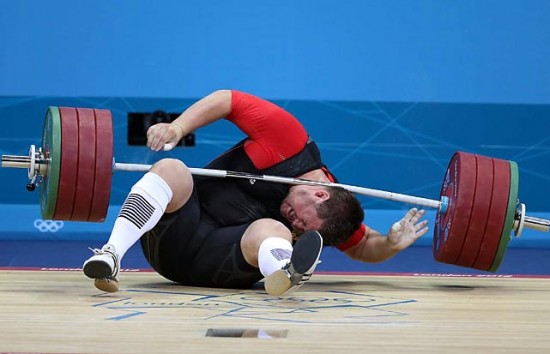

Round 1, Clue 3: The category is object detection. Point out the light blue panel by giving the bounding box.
[1,205,548,250]
[0,1,549,103]
[0,204,116,241]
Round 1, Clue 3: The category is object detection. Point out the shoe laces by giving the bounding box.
[88,247,102,255]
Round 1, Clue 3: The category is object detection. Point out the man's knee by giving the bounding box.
[149,158,194,212]
[244,219,292,242]
[240,219,292,267]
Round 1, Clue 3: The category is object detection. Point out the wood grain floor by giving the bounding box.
[0,269,549,353]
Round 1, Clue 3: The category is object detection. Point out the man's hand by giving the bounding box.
[146,122,184,151]
[387,208,429,251]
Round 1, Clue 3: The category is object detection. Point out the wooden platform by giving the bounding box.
[1,269,549,353]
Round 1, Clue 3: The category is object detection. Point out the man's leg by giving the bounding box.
[263,231,323,296]
[83,159,193,292]
[240,219,323,296]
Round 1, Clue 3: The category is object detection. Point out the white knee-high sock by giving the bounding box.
[258,237,293,277]
[106,172,173,260]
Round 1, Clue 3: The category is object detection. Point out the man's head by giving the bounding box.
[280,185,364,246]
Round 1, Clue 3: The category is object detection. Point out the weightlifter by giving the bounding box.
[82,90,429,295]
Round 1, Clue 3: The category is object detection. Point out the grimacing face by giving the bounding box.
[279,185,329,233]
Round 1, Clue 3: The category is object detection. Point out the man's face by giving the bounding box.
[279,186,328,233]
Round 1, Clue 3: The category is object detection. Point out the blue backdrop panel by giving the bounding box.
[1,1,549,104]
[1,204,548,251]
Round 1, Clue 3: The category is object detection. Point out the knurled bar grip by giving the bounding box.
[114,162,445,210]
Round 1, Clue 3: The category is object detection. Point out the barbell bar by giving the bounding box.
[2,106,549,273]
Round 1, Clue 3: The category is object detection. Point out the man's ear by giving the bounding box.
[315,189,331,201]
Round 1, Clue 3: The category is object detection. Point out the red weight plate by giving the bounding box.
[88,109,113,222]
[53,107,79,220]
[433,152,477,265]
[71,108,97,221]
[454,154,493,268]
[472,158,511,271]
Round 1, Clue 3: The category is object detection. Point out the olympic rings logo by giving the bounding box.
[34,219,64,232]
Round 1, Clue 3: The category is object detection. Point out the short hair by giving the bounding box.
[315,186,364,246]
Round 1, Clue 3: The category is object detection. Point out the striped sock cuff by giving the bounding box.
[118,193,155,229]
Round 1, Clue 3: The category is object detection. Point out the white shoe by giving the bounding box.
[83,244,120,293]
[264,230,323,296]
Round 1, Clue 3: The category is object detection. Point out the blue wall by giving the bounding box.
[1,1,549,249]
[1,1,549,103]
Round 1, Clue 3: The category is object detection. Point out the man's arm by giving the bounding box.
[343,208,429,263]
[146,90,308,168]
[147,90,232,151]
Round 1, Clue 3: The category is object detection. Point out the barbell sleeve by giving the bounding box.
[523,216,550,233]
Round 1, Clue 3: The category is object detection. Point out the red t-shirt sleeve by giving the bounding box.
[226,90,308,169]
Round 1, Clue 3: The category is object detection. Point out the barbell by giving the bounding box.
[2,106,549,273]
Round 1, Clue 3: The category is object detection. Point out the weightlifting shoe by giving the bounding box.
[83,244,120,293]
[264,230,323,296]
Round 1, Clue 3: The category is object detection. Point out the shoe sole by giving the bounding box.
[84,261,120,293]
[291,230,323,274]
[264,269,292,296]
[94,278,119,293]
[83,260,113,279]
[264,231,323,296]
